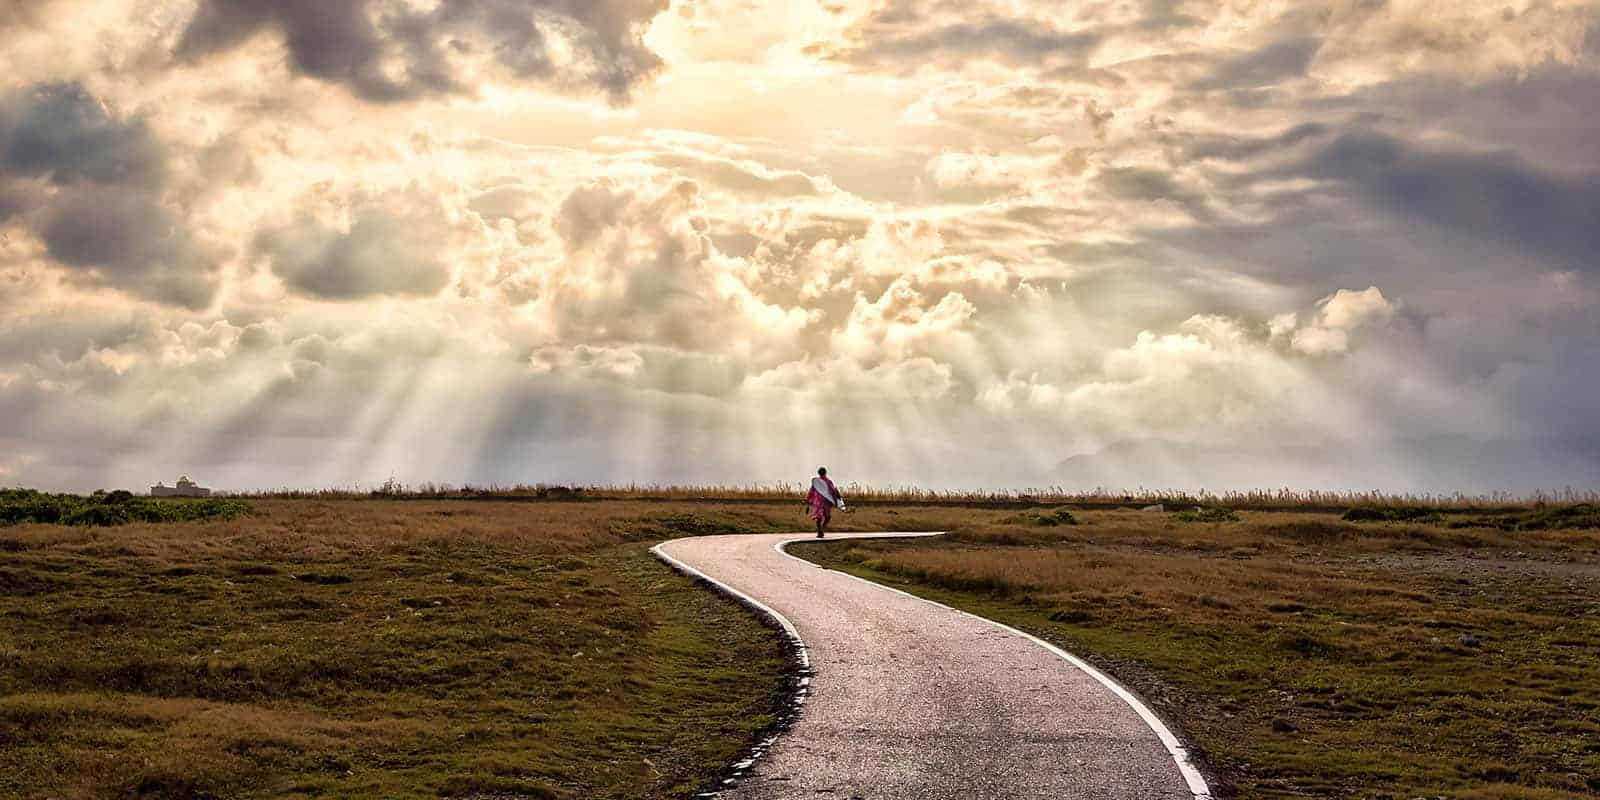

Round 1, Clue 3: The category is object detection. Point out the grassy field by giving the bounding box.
[6,493,1597,799]
[792,508,1600,799]
[0,499,990,799]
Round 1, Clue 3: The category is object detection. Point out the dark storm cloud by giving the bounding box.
[1183,122,1329,162]
[179,2,405,100]
[1129,0,1205,32]
[1305,132,1600,274]
[257,200,453,300]
[41,186,209,297]
[826,2,1100,70]
[0,83,164,186]
[0,180,34,221]
[177,0,668,104]
[1192,38,1320,90]
[0,84,217,308]
[1097,167,1216,222]
[1321,70,1600,170]
[1118,110,1600,291]
[859,20,1099,62]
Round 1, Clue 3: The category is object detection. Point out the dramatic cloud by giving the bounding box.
[1304,132,1600,274]
[39,186,217,309]
[1,0,1597,491]
[0,83,217,308]
[1260,287,1398,357]
[257,188,459,300]
[0,83,164,185]
[177,0,669,103]
[832,18,1101,70]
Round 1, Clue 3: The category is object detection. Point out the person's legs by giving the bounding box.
[815,516,824,537]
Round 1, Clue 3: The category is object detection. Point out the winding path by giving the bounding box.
[654,532,1210,800]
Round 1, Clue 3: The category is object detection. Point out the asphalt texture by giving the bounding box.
[656,532,1210,800]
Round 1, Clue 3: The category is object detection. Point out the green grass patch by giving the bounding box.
[0,489,252,527]
[1447,504,1600,532]
[1343,503,1600,532]
[1341,506,1443,524]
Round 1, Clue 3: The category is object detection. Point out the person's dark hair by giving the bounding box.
[817,466,827,476]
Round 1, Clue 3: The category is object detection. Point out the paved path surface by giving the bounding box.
[655,532,1210,800]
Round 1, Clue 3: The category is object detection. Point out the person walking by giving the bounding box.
[806,466,845,538]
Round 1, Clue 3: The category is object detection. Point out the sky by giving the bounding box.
[1,0,1598,493]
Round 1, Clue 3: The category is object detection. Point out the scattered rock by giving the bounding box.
[1458,633,1482,649]
[1271,718,1298,733]
[1141,504,1165,512]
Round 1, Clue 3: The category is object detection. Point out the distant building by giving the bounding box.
[151,475,211,498]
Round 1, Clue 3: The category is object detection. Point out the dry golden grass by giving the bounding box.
[0,497,1003,799]
[9,495,1596,799]
[0,501,770,798]
[795,509,1600,799]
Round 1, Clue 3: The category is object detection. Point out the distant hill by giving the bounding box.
[1048,437,1600,495]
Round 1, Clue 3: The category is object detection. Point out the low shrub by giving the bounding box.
[1341,506,1443,524]
[1173,507,1239,523]
[1447,504,1600,532]
[1000,508,1078,527]
[1514,503,1600,530]
[0,489,251,527]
